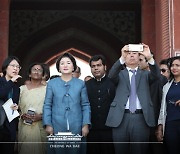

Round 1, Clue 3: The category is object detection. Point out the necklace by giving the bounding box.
[174,81,180,85]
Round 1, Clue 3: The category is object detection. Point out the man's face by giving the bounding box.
[160,64,170,79]
[139,54,149,70]
[125,52,139,67]
[90,59,106,79]
[72,67,81,78]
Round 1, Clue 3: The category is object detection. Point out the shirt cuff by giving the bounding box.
[119,57,125,64]
[148,57,155,65]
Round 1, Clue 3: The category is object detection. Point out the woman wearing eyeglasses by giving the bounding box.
[0,56,22,154]
[18,63,48,154]
[157,56,180,154]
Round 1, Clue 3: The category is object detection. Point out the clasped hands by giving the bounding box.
[21,113,42,122]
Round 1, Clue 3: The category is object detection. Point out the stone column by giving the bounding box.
[142,0,171,62]
[0,0,10,68]
[141,0,156,56]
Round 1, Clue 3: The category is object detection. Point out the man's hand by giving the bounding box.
[120,45,129,61]
[139,43,153,60]
[156,124,163,142]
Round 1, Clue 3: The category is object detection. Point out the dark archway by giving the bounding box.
[14,16,122,80]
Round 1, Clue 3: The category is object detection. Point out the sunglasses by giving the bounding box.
[160,69,168,73]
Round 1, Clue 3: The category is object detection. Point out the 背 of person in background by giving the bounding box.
[72,66,81,78]
[85,55,115,154]
[0,56,22,154]
[84,75,92,82]
[43,52,91,154]
[138,54,167,154]
[159,59,171,80]
[41,63,50,85]
[18,62,47,154]
[157,56,180,154]
[106,43,159,154]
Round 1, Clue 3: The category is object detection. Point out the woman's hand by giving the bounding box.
[45,125,54,135]
[11,75,22,82]
[30,113,42,122]
[82,124,89,137]
[156,125,163,142]
[175,100,180,106]
[10,103,18,110]
[20,113,42,122]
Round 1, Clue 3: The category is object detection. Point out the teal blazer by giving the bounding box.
[43,77,91,135]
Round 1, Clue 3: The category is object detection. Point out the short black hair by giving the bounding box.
[159,59,169,66]
[1,56,21,76]
[42,63,50,81]
[89,55,106,67]
[56,52,77,72]
[75,66,81,73]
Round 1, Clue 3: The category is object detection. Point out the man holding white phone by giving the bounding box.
[106,43,159,154]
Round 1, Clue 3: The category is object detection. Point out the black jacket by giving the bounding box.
[86,76,116,130]
[0,77,20,141]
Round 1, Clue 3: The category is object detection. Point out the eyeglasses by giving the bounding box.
[31,68,43,74]
[160,69,168,73]
[8,64,21,69]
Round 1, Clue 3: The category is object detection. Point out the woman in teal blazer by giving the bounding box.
[43,53,91,154]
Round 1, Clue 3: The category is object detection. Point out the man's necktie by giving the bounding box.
[129,70,137,113]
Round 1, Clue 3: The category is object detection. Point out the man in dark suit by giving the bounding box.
[86,55,116,154]
[139,54,167,154]
[106,44,159,154]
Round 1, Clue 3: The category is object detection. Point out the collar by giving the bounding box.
[94,74,106,82]
[126,67,138,72]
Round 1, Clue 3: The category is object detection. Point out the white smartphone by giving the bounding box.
[24,108,35,125]
[128,44,143,52]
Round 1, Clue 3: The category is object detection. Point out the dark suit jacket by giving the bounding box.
[0,77,20,141]
[106,60,159,128]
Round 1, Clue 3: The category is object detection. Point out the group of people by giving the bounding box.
[0,43,179,154]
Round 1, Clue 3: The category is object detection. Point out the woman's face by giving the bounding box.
[30,65,43,80]
[5,60,21,79]
[59,57,74,74]
[171,59,180,77]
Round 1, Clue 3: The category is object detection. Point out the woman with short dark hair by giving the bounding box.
[43,52,91,154]
[0,56,22,154]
